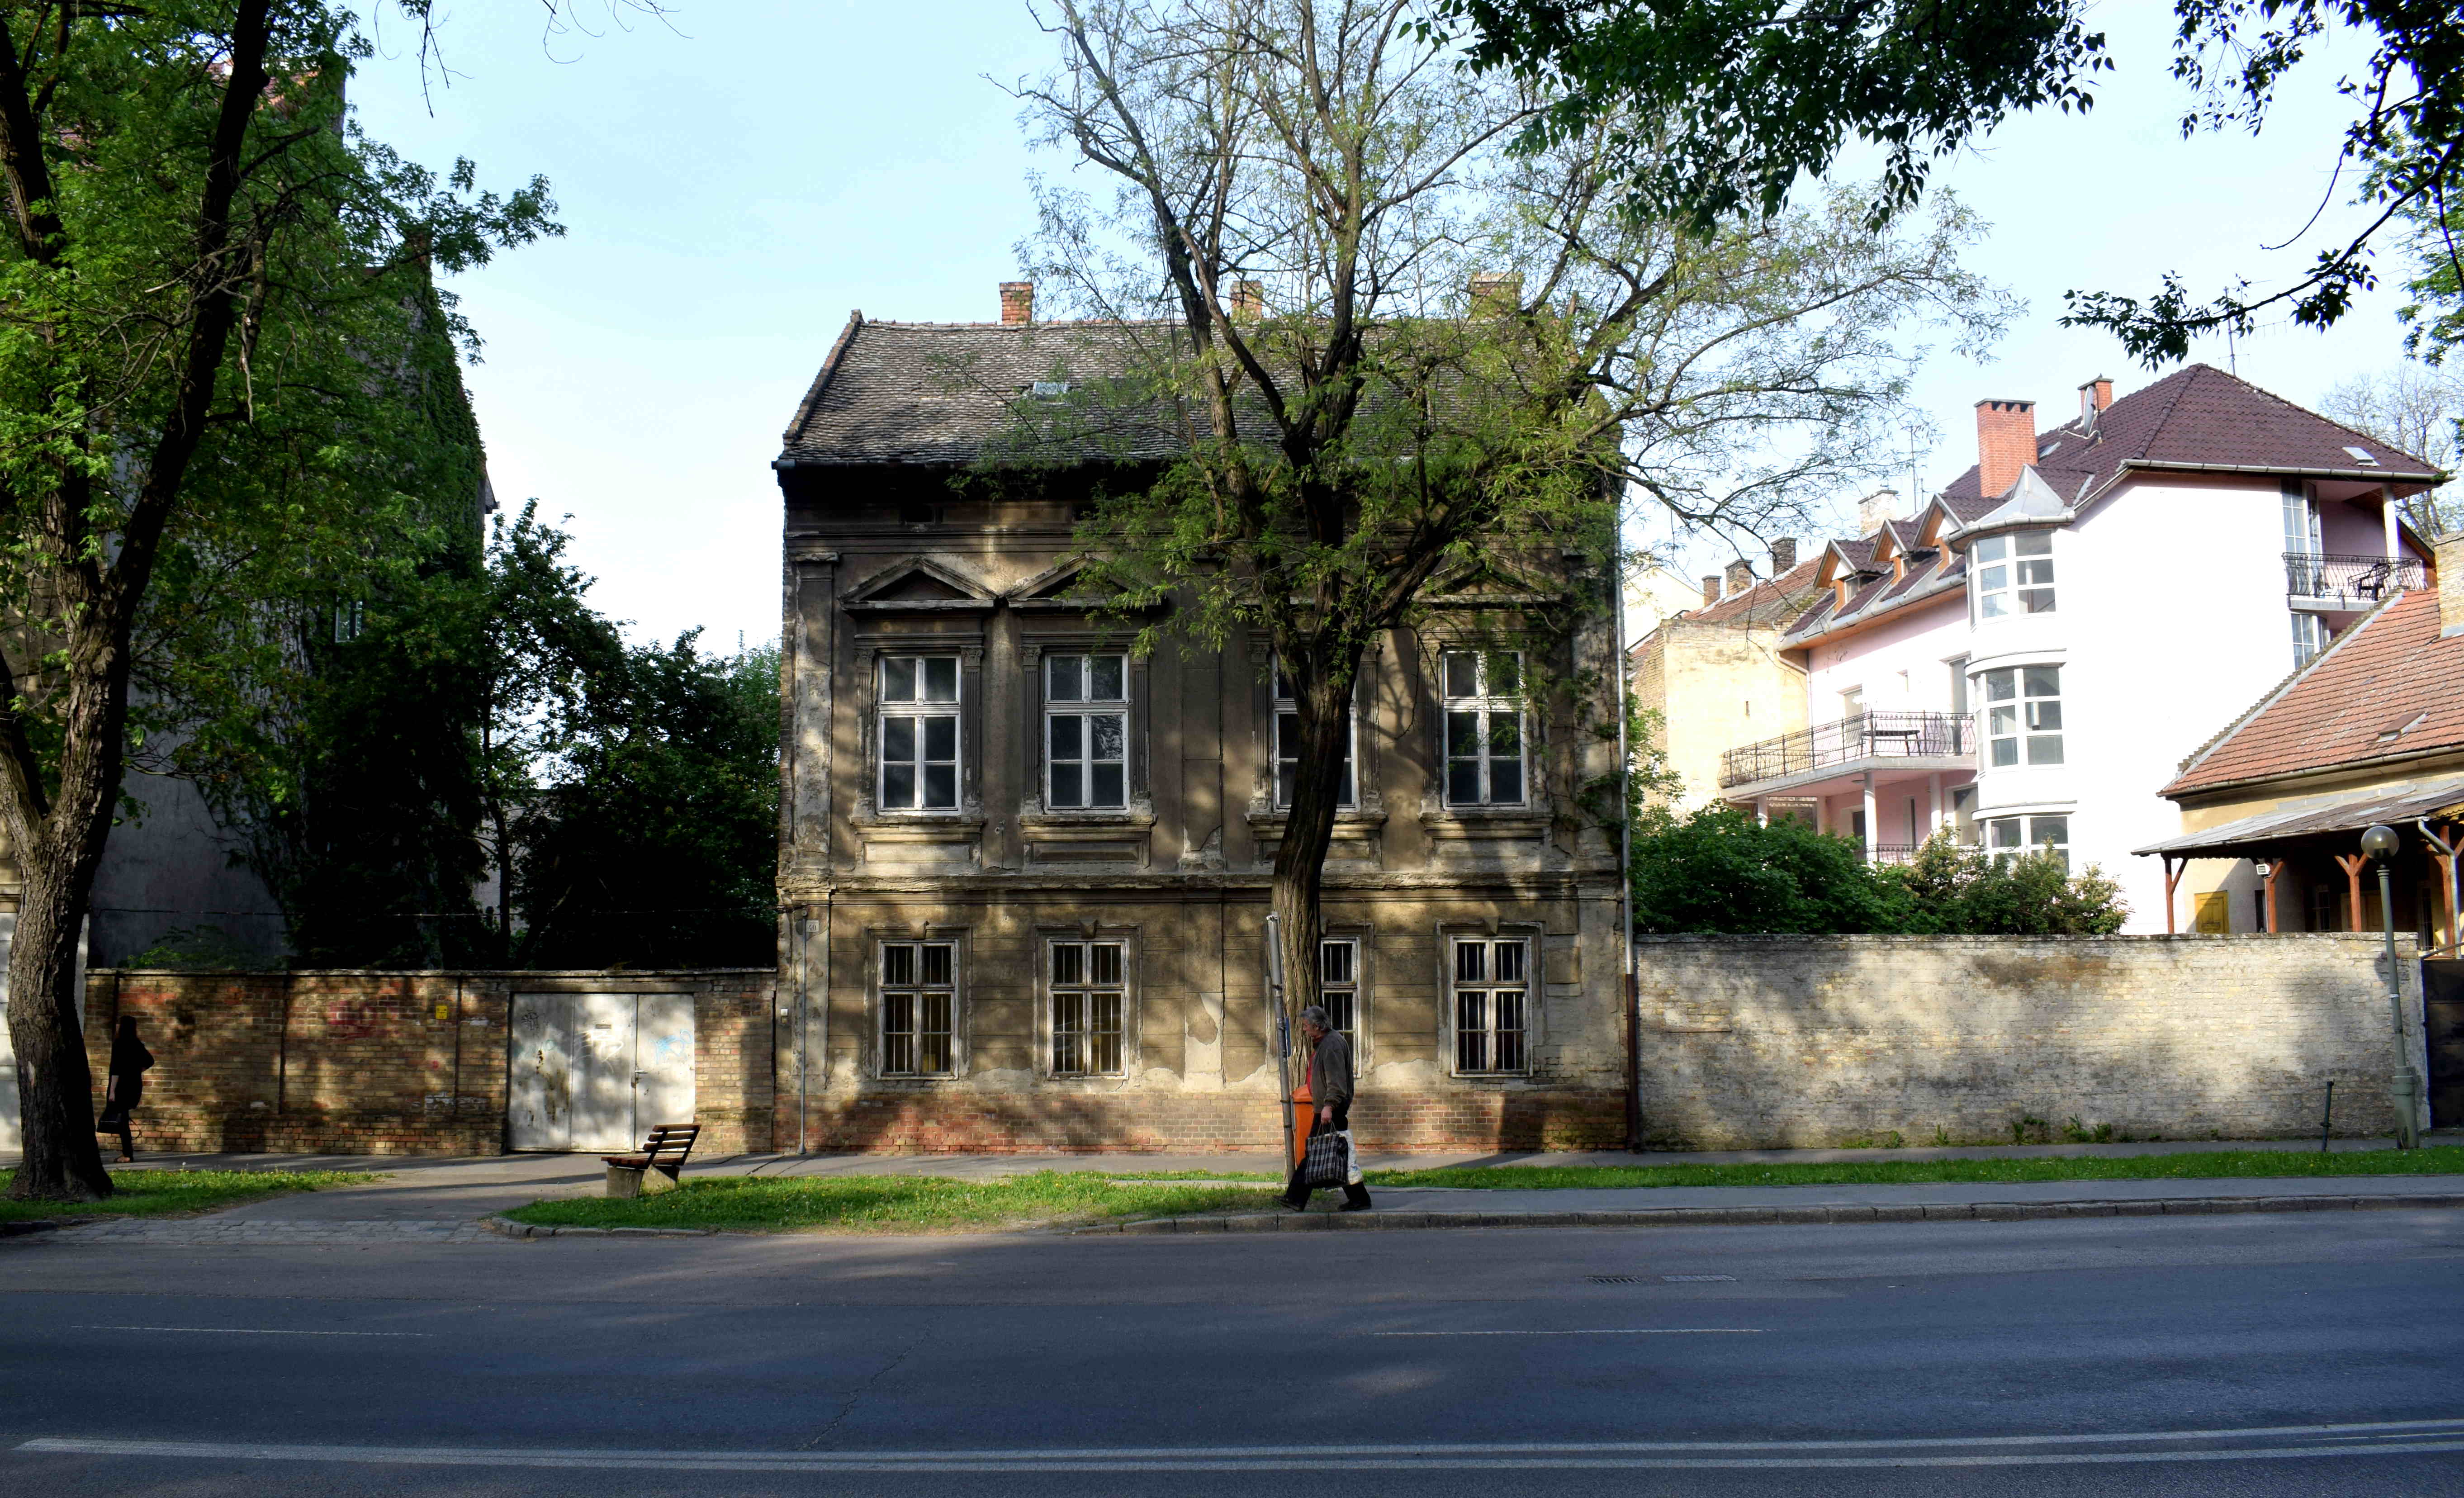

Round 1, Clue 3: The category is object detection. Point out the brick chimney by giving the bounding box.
[1230,280,1264,320]
[1469,271,1521,314]
[1700,576,1720,607]
[2440,530,2464,639]
[1856,488,1900,535]
[2079,376,2113,424]
[1770,537,1797,573]
[1975,398,2037,499]
[1724,559,1755,597]
[1000,281,1035,325]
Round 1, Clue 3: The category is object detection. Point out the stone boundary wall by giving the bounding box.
[1635,934,2426,1149]
[84,969,775,1157]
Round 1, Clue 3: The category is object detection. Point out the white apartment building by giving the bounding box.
[1711,365,2442,932]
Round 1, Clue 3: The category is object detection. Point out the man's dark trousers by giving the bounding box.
[1282,1102,1372,1209]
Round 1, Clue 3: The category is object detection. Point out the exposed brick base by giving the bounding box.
[781,1090,1628,1154]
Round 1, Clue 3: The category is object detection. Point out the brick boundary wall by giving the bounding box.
[84,969,774,1158]
[1633,933,2428,1149]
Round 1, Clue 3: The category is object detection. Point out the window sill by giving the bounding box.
[1420,807,1549,839]
[1245,809,1388,830]
[858,811,986,829]
[1021,809,1156,830]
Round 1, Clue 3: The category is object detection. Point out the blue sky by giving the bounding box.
[348,1,2431,645]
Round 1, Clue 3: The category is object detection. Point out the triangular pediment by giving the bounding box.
[1420,554,1562,609]
[843,555,997,612]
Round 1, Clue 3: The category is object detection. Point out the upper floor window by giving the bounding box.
[1049,939,1126,1076]
[1318,939,1361,1051]
[1441,650,1525,806]
[1983,664,2062,766]
[1452,937,1529,1075]
[2282,486,2322,555]
[1973,532,2054,617]
[879,655,960,810]
[1273,661,1355,809]
[880,941,957,1077]
[1045,653,1128,809]
[2290,612,2328,669]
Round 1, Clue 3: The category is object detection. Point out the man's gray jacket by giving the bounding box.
[1308,1029,1355,1114]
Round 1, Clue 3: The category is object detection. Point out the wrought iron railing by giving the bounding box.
[1865,843,1921,866]
[1718,711,1971,790]
[2284,551,2426,607]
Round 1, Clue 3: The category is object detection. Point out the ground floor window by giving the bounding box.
[880,941,957,1076]
[1984,813,2070,870]
[1050,940,1126,1076]
[1452,937,1529,1075]
[1319,939,1361,1051]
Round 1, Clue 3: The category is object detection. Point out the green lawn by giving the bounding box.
[0,1167,382,1222]
[506,1171,1284,1233]
[1368,1146,2464,1191]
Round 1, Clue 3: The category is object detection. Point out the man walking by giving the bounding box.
[1280,1005,1372,1212]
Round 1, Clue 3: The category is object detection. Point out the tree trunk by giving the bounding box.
[5,845,110,1200]
[1268,645,1362,1039]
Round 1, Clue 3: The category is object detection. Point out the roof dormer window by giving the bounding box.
[2342,445,2379,466]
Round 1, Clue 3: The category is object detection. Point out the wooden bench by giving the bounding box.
[602,1123,700,1198]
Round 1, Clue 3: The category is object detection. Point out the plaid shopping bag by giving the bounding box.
[1301,1126,1349,1188]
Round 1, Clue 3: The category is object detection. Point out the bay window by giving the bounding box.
[1983,664,2063,766]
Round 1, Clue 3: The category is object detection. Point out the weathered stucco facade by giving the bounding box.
[770,305,1630,1152]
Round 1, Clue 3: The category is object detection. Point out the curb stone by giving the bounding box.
[1072,1192,2464,1236]
[483,1215,714,1239]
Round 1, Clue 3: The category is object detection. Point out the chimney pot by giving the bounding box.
[1000,281,1035,326]
[1700,576,1720,607]
[1975,398,2038,499]
[1231,280,1264,319]
[1770,537,1797,573]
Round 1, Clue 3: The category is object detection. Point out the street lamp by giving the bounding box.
[2361,824,2423,1149]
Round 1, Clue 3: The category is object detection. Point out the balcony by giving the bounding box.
[2284,551,2426,610]
[1719,711,1973,794]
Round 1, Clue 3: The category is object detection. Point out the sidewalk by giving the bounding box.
[5,1134,2460,1238]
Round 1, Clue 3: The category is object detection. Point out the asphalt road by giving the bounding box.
[5,1209,2463,1497]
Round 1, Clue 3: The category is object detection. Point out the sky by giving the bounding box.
[345,0,2436,648]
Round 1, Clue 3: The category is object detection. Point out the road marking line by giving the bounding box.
[1368,1328,1765,1336]
[70,1326,433,1337]
[23,1422,2464,1472]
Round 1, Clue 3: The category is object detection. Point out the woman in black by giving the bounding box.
[97,1017,153,1162]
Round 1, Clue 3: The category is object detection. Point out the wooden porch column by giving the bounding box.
[2163,856,2183,934]
[2334,852,2369,931]
[2257,859,2282,934]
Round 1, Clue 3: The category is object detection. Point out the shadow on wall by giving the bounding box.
[1633,934,2423,1150]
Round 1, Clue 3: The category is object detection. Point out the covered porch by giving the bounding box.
[1720,711,1976,863]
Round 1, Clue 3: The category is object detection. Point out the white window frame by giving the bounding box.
[1982,664,2063,767]
[1450,935,1530,1076]
[2290,612,2328,668]
[1318,938,1363,1054]
[1043,652,1130,810]
[878,940,958,1078]
[1047,938,1128,1077]
[1440,650,1528,808]
[1972,531,2055,618]
[1984,814,2070,870]
[1273,660,1356,810]
[877,654,961,811]
[2282,485,2323,555]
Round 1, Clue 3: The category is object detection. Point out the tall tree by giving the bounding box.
[0,2,554,1202]
[2320,365,2463,535]
[1428,1,2464,366]
[1009,0,2002,1017]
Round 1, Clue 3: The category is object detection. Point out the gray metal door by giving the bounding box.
[507,993,573,1151]
[632,994,696,1133]
[2427,961,2464,1128]
[570,992,638,1152]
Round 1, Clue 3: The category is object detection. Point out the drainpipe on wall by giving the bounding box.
[1611,517,1640,1152]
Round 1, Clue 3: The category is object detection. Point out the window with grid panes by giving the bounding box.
[1045,654,1128,809]
[1273,661,1355,808]
[1452,937,1529,1074]
[878,655,960,809]
[1049,940,1126,1075]
[879,942,956,1076]
[1984,814,2070,870]
[1982,664,2062,766]
[1972,531,2055,617]
[1440,651,1525,806]
[1318,939,1360,1050]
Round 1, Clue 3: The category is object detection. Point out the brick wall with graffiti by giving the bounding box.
[83,969,776,1157]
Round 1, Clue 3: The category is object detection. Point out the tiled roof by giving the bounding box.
[779,318,1196,466]
[2163,588,2464,796]
[1937,364,2440,509]
[1682,559,1824,626]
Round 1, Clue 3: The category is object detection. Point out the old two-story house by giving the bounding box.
[767,286,1630,1152]
[1684,365,2441,931]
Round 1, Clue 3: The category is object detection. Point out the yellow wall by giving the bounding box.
[1634,618,1809,809]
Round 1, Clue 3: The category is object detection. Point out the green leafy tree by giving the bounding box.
[0,2,556,1203]
[1629,804,1911,933]
[1883,832,2129,935]
[1429,1,2464,365]
[1009,0,2001,1014]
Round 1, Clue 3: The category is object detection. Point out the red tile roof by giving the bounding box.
[2163,588,2464,796]
[1654,559,1823,629]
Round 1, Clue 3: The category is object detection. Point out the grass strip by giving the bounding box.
[0,1167,381,1222]
[506,1171,1284,1233]
[1368,1146,2464,1191]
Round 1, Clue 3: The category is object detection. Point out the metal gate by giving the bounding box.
[507,992,695,1151]
[2426,961,2464,1129]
